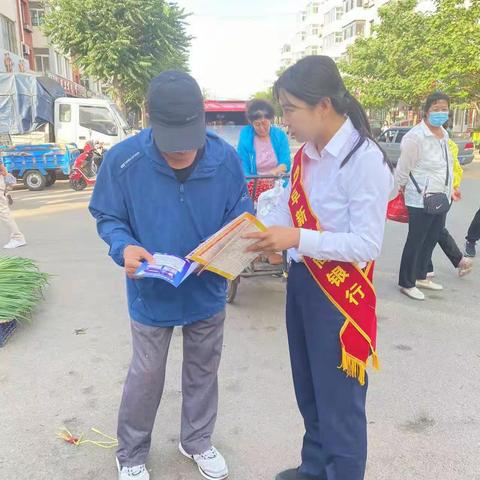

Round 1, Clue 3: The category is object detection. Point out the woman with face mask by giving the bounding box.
[395,92,455,301]
[244,56,393,480]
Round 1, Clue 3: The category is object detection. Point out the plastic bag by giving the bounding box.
[387,193,409,223]
[4,174,16,186]
[257,180,285,218]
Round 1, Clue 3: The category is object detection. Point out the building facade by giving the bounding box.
[280,0,477,133]
[29,1,102,97]
[0,0,34,73]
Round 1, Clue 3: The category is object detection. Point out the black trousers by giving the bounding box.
[399,207,447,288]
[466,208,480,243]
[427,227,463,272]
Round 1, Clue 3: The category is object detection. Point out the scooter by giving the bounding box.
[69,143,98,191]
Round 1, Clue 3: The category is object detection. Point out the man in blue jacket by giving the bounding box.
[89,71,252,480]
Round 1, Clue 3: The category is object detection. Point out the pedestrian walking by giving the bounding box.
[0,159,26,249]
[465,208,480,257]
[396,92,454,301]
[427,122,473,278]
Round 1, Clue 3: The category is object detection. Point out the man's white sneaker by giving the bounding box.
[179,443,229,480]
[400,287,425,301]
[116,457,150,480]
[3,238,26,249]
[416,279,443,291]
[426,271,435,278]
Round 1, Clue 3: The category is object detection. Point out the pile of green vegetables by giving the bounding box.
[0,256,49,323]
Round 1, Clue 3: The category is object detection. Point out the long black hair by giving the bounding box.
[274,55,391,169]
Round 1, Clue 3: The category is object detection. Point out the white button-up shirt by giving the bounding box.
[259,117,394,263]
[395,120,453,209]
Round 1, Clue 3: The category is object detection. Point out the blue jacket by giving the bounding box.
[237,125,291,176]
[89,128,253,327]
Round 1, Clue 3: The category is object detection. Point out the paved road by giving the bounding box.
[1,163,480,480]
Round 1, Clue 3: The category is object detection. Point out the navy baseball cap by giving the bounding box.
[147,71,206,153]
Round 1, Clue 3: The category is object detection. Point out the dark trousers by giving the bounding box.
[466,208,480,243]
[286,262,368,480]
[427,227,463,272]
[399,207,447,288]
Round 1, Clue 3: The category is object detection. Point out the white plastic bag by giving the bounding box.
[257,179,285,218]
[4,174,16,186]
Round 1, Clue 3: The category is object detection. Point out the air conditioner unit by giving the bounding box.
[23,23,33,32]
[22,43,31,56]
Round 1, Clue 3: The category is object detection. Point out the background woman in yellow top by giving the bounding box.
[427,126,473,277]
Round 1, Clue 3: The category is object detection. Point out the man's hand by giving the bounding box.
[124,245,155,279]
[0,163,7,177]
[243,226,300,254]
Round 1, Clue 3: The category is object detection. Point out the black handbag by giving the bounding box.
[409,141,451,215]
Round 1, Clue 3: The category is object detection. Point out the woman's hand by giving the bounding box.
[269,165,287,176]
[398,185,406,194]
[452,188,462,202]
[244,226,300,253]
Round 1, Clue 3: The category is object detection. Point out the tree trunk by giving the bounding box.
[112,79,127,116]
[141,102,148,128]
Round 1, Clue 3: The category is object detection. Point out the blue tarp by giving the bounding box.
[0,73,66,134]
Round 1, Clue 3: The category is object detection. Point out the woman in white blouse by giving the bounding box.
[395,92,454,301]
[245,56,393,480]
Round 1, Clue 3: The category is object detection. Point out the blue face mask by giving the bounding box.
[428,111,449,127]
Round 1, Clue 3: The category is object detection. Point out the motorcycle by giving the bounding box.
[69,142,100,191]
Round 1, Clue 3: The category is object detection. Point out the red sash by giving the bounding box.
[288,146,379,385]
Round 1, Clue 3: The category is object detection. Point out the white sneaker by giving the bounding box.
[3,238,27,249]
[116,457,149,480]
[458,257,473,278]
[179,443,229,480]
[416,279,443,291]
[400,287,425,301]
[427,271,435,278]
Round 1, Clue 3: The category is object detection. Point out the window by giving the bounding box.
[344,0,355,13]
[35,54,50,73]
[336,7,343,20]
[395,131,407,143]
[31,8,45,27]
[0,15,18,55]
[357,0,364,7]
[335,32,343,43]
[79,105,118,136]
[311,46,318,55]
[301,31,306,41]
[312,24,320,36]
[59,104,71,123]
[343,21,366,40]
[312,3,319,14]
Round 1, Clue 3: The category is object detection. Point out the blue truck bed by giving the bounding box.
[0,143,80,190]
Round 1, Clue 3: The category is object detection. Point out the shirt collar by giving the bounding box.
[304,117,357,161]
[420,120,448,140]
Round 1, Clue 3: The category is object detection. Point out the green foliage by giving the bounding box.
[339,0,480,109]
[43,0,192,110]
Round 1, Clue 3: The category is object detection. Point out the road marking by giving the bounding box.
[12,201,90,218]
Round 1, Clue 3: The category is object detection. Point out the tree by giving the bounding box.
[43,0,192,117]
[339,0,480,110]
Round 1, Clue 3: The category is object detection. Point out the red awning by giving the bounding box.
[204,100,246,112]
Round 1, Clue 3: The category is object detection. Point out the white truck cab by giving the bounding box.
[54,97,131,149]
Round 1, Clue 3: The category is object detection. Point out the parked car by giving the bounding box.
[377,127,475,166]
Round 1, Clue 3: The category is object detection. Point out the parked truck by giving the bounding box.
[0,73,132,190]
